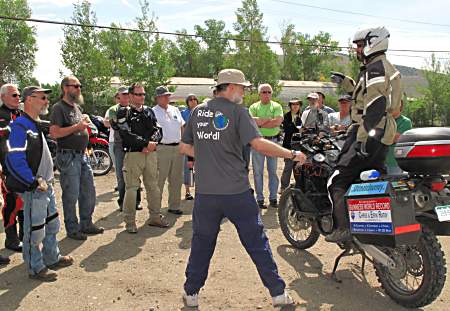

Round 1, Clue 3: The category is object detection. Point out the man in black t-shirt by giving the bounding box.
[50,76,104,240]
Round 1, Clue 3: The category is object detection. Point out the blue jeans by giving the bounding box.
[251,145,279,202]
[56,151,96,234]
[184,190,285,297]
[114,144,126,203]
[20,185,61,275]
[183,156,194,186]
[109,142,116,173]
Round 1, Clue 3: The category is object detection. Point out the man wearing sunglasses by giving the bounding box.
[116,83,168,233]
[50,76,104,240]
[6,86,74,281]
[0,83,24,252]
[249,84,284,209]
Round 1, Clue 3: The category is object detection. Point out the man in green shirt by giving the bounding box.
[385,100,412,174]
[249,83,284,208]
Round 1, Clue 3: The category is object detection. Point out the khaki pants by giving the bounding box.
[157,145,183,210]
[123,152,161,225]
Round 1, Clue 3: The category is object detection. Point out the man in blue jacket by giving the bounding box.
[6,86,73,281]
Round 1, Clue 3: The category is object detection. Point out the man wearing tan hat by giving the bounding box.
[152,86,185,215]
[180,68,306,308]
[301,92,330,132]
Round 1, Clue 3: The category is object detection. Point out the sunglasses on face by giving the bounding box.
[31,95,49,100]
[10,93,20,98]
[133,93,146,97]
[67,84,82,89]
[261,91,272,94]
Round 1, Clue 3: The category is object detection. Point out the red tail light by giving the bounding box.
[407,145,450,158]
[431,180,447,192]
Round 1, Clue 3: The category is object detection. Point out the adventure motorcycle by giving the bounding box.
[278,127,450,308]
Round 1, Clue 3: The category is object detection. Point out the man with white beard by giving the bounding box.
[50,76,104,240]
[180,69,307,308]
[6,86,74,280]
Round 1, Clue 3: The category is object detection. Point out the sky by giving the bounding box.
[27,0,450,84]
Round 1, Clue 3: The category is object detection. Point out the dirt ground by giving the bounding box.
[0,162,449,311]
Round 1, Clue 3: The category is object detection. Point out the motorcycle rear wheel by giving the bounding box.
[278,188,320,249]
[374,226,446,308]
[89,147,113,176]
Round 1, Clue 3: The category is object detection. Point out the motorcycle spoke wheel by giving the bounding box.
[374,226,447,308]
[89,149,112,176]
[278,189,320,250]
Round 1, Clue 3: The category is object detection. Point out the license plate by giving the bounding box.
[435,205,450,222]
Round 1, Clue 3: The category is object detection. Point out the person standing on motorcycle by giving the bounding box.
[326,26,402,242]
[0,83,24,252]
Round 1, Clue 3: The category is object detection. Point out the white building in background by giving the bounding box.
[163,77,338,103]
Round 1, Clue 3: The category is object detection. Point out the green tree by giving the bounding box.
[61,0,113,113]
[168,30,203,77]
[227,0,280,90]
[117,0,175,102]
[279,23,340,81]
[0,0,37,85]
[420,54,450,126]
[194,19,231,76]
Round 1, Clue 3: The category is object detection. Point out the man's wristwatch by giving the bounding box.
[291,150,301,160]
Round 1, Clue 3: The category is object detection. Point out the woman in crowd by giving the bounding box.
[181,94,199,200]
[279,98,303,194]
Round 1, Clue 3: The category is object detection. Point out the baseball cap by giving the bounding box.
[155,85,173,97]
[307,92,319,100]
[215,69,251,87]
[116,86,129,95]
[21,86,52,102]
[338,94,352,102]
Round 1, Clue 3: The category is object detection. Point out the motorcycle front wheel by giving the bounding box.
[88,147,113,176]
[278,188,320,249]
[374,226,447,308]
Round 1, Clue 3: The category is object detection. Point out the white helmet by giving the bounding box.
[353,26,390,58]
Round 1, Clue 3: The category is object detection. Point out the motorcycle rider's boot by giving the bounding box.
[5,225,22,252]
[325,228,352,243]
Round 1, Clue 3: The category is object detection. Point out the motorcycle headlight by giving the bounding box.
[313,153,326,163]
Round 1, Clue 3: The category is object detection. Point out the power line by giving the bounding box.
[269,0,450,29]
[1,14,450,53]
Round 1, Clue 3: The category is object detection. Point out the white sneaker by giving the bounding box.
[183,292,199,307]
[272,291,294,307]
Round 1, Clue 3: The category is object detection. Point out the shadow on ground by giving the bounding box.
[277,244,422,311]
